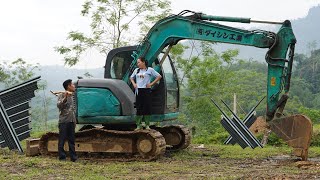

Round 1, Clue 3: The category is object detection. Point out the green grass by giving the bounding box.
[1,144,320,179]
[308,146,320,157]
[314,124,320,131]
[172,144,292,160]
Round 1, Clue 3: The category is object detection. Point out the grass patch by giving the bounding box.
[0,169,10,178]
[1,144,320,179]
[313,123,320,131]
[171,144,292,160]
[208,144,291,159]
[308,146,320,158]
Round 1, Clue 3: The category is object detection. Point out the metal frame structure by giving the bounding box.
[211,98,265,149]
[0,76,40,152]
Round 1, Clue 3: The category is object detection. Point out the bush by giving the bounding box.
[265,133,285,146]
[298,107,320,123]
[311,130,320,146]
[192,131,230,144]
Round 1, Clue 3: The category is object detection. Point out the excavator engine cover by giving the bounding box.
[269,114,312,160]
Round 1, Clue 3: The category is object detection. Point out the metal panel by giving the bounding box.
[0,76,40,152]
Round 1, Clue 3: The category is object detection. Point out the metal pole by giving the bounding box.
[160,44,173,65]
[250,19,283,25]
[233,93,237,115]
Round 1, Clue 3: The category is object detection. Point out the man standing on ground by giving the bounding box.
[57,79,77,162]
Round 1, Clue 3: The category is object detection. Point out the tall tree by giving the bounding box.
[56,0,171,66]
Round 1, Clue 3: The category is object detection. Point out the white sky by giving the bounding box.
[1,0,320,69]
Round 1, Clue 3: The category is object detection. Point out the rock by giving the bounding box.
[294,161,315,168]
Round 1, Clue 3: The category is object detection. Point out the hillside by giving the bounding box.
[292,5,320,54]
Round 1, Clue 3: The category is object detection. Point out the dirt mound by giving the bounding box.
[249,116,268,134]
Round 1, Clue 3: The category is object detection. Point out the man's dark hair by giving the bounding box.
[63,79,72,90]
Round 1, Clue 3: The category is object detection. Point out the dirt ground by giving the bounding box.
[1,145,320,179]
[156,146,320,179]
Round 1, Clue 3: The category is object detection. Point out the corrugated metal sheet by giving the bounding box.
[0,76,40,152]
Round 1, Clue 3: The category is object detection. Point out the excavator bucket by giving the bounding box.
[269,114,312,161]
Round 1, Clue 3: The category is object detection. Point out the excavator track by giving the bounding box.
[154,125,191,151]
[39,128,166,161]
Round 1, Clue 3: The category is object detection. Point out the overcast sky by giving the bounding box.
[1,0,320,69]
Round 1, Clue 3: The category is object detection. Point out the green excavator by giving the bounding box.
[38,10,312,161]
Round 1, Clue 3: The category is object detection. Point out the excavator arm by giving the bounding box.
[123,11,294,121]
[123,11,312,160]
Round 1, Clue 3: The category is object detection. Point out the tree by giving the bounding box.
[0,65,9,82]
[56,0,171,66]
[173,42,240,136]
[0,58,39,88]
[294,49,320,94]
[307,40,317,56]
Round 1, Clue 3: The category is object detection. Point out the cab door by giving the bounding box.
[158,54,180,113]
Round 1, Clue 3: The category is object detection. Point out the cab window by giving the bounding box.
[110,51,133,79]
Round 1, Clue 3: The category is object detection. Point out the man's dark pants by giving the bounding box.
[58,122,77,161]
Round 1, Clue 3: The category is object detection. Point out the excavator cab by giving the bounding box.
[104,46,180,116]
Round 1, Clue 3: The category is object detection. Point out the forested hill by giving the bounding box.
[292,5,320,54]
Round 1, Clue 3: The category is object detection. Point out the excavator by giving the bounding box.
[38,10,312,161]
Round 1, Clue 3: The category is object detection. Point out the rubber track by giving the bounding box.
[156,125,191,151]
[39,128,166,161]
[172,125,191,150]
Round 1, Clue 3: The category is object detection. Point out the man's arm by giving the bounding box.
[57,93,68,109]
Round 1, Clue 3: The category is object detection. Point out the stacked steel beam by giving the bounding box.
[211,98,264,149]
[0,76,40,152]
